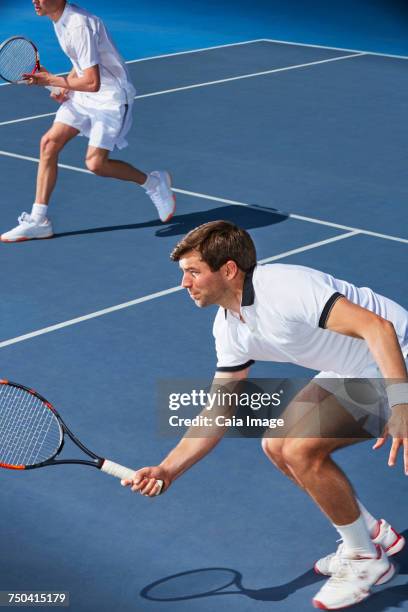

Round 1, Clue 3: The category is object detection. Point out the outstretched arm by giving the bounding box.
[122,367,251,497]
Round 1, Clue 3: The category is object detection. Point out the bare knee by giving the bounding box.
[261,437,285,463]
[85,155,106,175]
[40,132,65,161]
[281,439,327,476]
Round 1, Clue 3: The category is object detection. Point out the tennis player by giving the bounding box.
[1,0,175,242]
[123,221,408,609]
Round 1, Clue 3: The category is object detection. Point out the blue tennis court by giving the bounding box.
[0,2,407,611]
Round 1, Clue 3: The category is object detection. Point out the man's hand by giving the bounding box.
[121,465,170,497]
[22,70,52,87]
[373,404,408,475]
[50,88,69,103]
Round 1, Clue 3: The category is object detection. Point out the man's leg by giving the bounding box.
[1,122,78,242]
[35,122,80,204]
[84,146,176,223]
[273,385,395,609]
[85,146,147,184]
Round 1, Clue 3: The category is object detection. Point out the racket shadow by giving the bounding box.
[140,539,408,608]
[140,566,322,603]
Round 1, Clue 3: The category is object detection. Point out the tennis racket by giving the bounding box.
[0,36,60,94]
[0,379,163,494]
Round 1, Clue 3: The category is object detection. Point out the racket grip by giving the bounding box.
[101,459,136,480]
[100,460,164,495]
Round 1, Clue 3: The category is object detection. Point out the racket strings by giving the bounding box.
[0,385,61,467]
[0,38,37,82]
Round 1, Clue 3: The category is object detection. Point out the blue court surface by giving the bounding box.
[0,6,407,612]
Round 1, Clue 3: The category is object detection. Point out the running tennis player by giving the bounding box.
[123,221,408,610]
[1,0,175,242]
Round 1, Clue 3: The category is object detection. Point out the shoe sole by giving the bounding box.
[312,562,396,609]
[314,530,406,577]
[0,234,54,243]
[160,171,176,223]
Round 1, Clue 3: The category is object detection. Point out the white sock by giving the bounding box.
[142,173,158,191]
[334,514,377,557]
[357,500,380,537]
[31,203,48,223]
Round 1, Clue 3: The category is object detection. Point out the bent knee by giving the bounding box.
[261,437,285,462]
[40,133,65,159]
[85,156,106,175]
[281,439,327,472]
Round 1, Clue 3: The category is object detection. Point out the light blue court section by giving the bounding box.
[2,0,408,79]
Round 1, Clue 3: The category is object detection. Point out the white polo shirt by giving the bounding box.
[53,2,136,109]
[213,264,408,376]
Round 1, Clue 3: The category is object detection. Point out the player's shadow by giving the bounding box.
[53,204,287,239]
[140,532,408,610]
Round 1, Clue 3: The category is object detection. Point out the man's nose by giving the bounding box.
[181,273,191,288]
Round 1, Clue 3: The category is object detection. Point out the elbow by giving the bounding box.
[89,79,100,92]
[366,316,395,340]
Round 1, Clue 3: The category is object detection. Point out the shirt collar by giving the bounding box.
[241,266,256,307]
[55,1,71,27]
[224,265,256,319]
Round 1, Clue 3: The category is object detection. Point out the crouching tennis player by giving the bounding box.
[1,0,175,242]
[123,221,408,609]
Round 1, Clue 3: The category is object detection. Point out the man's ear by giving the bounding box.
[223,260,239,279]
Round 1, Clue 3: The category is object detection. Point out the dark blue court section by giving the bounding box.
[0,34,407,612]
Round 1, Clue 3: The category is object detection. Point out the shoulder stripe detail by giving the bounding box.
[318,292,345,329]
[216,360,255,372]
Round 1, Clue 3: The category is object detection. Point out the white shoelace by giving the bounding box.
[17,212,33,225]
[327,555,368,587]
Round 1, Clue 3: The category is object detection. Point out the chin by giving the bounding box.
[192,297,208,308]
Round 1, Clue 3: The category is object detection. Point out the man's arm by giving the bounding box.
[24,65,100,93]
[325,297,408,474]
[325,297,407,379]
[122,367,251,497]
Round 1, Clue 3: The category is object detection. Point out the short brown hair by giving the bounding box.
[170,220,257,272]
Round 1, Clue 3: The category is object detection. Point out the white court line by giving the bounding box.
[262,38,408,61]
[133,52,364,99]
[125,38,267,64]
[174,187,408,245]
[0,52,363,127]
[0,39,266,87]
[0,231,358,349]
[0,148,407,245]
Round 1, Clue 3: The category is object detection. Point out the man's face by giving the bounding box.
[32,0,62,16]
[179,251,227,308]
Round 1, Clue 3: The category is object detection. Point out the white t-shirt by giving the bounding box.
[53,2,136,109]
[213,264,408,376]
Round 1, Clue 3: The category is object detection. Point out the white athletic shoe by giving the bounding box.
[145,170,176,222]
[314,519,405,576]
[313,545,395,610]
[1,212,53,242]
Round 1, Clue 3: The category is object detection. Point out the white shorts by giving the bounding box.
[314,355,408,436]
[54,98,133,151]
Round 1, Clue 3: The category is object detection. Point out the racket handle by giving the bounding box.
[100,460,164,495]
